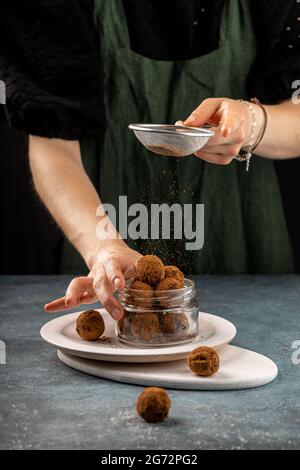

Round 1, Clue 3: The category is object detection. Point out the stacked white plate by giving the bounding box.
[41,310,278,390]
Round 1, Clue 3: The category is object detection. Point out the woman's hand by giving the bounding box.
[44,241,142,319]
[178,98,264,165]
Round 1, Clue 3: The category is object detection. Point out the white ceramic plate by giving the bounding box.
[41,310,236,363]
[57,345,278,390]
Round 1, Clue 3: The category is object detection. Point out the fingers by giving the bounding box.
[193,115,245,164]
[93,267,123,320]
[201,126,237,146]
[123,259,138,279]
[183,98,246,142]
[104,254,125,290]
[44,277,97,313]
[44,296,67,313]
[194,131,242,163]
[219,103,244,138]
[184,98,221,128]
[44,293,97,313]
[194,152,234,165]
[65,277,94,308]
[196,143,242,157]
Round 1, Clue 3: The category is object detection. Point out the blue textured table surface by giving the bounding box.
[0,275,299,450]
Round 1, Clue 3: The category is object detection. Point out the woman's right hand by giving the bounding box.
[44,241,142,319]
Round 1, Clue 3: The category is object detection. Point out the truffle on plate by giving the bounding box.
[187,346,220,377]
[76,310,105,341]
[136,255,165,286]
[136,387,171,423]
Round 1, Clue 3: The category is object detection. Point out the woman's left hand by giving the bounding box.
[178,97,260,165]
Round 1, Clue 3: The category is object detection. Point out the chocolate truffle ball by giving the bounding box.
[164,265,185,287]
[155,277,182,308]
[161,312,189,336]
[76,310,105,341]
[187,346,220,377]
[136,255,165,286]
[130,280,154,308]
[155,277,182,291]
[130,312,160,341]
[136,387,171,423]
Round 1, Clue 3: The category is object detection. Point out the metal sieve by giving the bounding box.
[129,124,214,157]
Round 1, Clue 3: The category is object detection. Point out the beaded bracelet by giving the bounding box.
[235,98,268,172]
[235,99,257,172]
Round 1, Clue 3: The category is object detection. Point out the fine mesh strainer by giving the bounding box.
[129,124,214,157]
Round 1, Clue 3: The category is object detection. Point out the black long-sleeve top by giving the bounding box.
[0,0,300,140]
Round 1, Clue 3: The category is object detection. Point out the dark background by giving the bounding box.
[1,0,300,275]
[1,113,300,275]
[0,114,62,274]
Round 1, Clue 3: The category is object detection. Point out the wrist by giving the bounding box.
[241,101,265,149]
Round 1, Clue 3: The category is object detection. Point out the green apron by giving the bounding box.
[61,0,294,274]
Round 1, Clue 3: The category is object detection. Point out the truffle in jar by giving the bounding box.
[130,312,160,341]
[164,265,185,287]
[136,255,165,286]
[155,277,182,291]
[161,312,189,337]
[155,277,182,308]
[130,280,154,308]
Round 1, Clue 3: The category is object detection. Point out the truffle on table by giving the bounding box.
[164,265,185,287]
[76,310,105,341]
[187,346,220,377]
[161,312,189,336]
[130,312,160,341]
[130,280,154,308]
[136,255,165,286]
[136,387,171,423]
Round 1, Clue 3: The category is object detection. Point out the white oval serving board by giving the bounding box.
[41,310,236,363]
[57,345,278,390]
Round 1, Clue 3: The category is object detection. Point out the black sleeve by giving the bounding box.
[248,0,300,104]
[0,0,104,140]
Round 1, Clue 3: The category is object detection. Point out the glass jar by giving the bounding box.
[116,279,199,347]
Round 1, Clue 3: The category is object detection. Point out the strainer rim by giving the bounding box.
[129,123,214,138]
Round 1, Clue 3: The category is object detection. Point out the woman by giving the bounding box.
[1,0,300,319]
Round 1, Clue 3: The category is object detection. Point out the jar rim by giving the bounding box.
[120,277,195,296]
[118,278,197,311]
